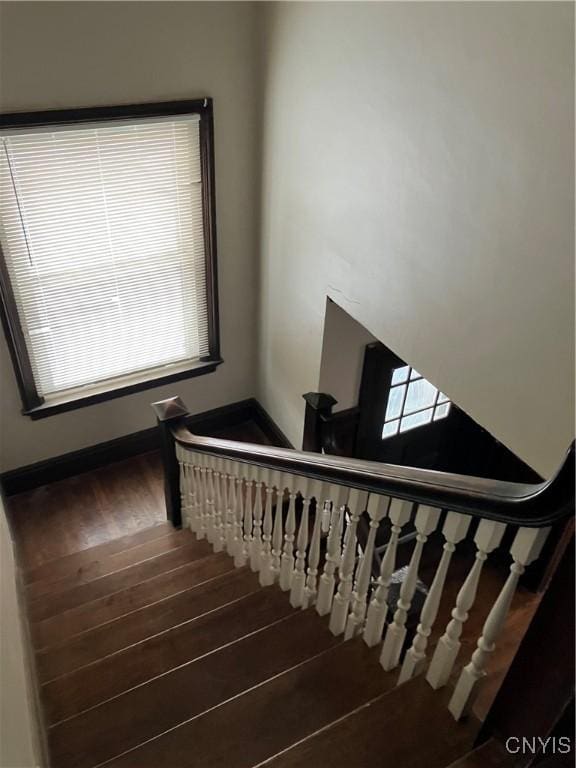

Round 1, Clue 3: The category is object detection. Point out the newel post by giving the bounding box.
[151,396,190,528]
[302,392,337,452]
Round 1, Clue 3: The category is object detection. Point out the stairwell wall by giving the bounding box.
[0,497,43,767]
[257,1,574,477]
[0,1,261,472]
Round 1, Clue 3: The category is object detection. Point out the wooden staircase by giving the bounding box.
[24,520,482,768]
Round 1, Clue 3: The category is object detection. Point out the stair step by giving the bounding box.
[36,567,260,682]
[446,738,519,768]
[27,528,195,600]
[22,522,173,586]
[261,677,477,768]
[32,551,233,649]
[28,535,213,622]
[101,637,393,768]
[48,608,339,768]
[43,585,297,723]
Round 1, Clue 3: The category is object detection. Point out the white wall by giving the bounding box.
[258,1,574,476]
[0,498,43,768]
[0,1,261,472]
[318,299,377,412]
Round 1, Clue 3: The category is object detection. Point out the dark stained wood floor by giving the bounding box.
[6,419,272,571]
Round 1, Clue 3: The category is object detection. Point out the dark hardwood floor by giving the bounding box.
[6,419,272,571]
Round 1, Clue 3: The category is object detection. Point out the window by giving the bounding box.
[0,100,220,418]
[382,366,451,439]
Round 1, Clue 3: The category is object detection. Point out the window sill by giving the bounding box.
[22,357,223,420]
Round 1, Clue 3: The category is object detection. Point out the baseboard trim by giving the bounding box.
[1,398,292,496]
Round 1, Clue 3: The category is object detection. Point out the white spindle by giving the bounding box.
[398,511,471,684]
[448,526,550,719]
[316,485,348,616]
[329,488,367,636]
[345,493,388,640]
[193,455,205,535]
[212,458,227,553]
[176,446,188,529]
[302,482,327,608]
[426,519,507,689]
[380,504,441,671]
[290,479,312,608]
[280,476,298,591]
[242,474,254,566]
[204,455,217,546]
[250,467,264,572]
[223,460,236,554]
[259,470,276,586]
[196,457,209,541]
[363,498,412,647]
[270,474,286,583]
[185,454,199,533]
[233,474,247,567]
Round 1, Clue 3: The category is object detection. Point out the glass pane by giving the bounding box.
[385,384,406,420]
[399,409,433,433]
[410,368,422,380]
[391,366,410,385]
[437,392,449,404]
[382,419,399,439]
[434,402,451,421]
[404,378,437,415]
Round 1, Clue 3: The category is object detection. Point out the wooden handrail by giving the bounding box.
[152,397,574,528]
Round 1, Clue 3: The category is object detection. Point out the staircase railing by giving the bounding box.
[152,396,574,721]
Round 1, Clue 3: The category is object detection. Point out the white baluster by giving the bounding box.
[204,455,217,546]
[363,499,412,647]
[329,488,368,636]
[185,453,199,533]
[302,481,326,608]
[290,479,311,608]
[250,467,264,571]
[195,455,208,541]
[279,475,297,591]
[223,460,236,554]
[233,473,247,567]
[316,484,349,616]
[259,470,275,587]
[269,473,286,584]
[448,526,550,719]
[320,496,332,534]
[345,493,388,640]
[398,511,472,684]
[193,454,205,535]
[242,474,254,566]
[426,519,507,689]
[176,446,189,529]
[212,458,226,553]
[380,504,441,671]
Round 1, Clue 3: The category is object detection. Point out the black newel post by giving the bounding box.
[302,392,337,452]
[151,396,190,528]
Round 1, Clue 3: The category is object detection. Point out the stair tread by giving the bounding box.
[28,535,213,622]
[101,637,395,768]
[27,528,195,600]
[36,567,260,682]
[446,738,519,768]
[48,607,341,768]
[23,522,173,585]
[32,551,233,649]
[43,583,297,723]
[262,676,478,768]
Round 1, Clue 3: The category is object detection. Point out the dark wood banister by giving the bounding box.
[152,397,574,529]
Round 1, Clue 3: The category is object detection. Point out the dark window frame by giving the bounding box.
[0,99,221,419]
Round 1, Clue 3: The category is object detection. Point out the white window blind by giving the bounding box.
[0,115,209,398]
